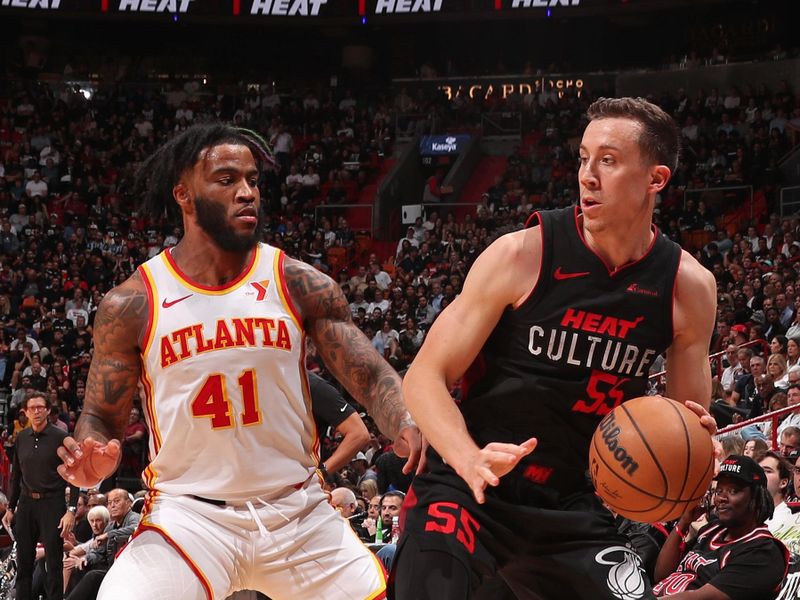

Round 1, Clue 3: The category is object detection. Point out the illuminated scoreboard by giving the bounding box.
[0,0,726,22]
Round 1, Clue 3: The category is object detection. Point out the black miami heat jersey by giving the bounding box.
[652,524,788,598]
[460,206,681,500]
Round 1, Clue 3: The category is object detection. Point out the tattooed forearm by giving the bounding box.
[315,320,411,439]
[75,272,148,443]
[284,258,414,439]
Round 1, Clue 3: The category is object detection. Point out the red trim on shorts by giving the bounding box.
[130,523,214,600]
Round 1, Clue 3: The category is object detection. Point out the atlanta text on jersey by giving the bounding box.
[159,317,293,368]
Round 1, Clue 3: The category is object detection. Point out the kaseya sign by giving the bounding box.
[419,135,470,156]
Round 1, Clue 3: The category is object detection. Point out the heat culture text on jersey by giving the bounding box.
[527,307,658,378]
[159,316,292,368]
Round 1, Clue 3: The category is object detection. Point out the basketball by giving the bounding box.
[589,395,715,523]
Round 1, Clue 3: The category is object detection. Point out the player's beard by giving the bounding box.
[194,195,264,253]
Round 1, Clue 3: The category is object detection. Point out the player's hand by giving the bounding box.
[393,423,425,475]
[57,436,121,488]
[1,508,13,533]
[683,401,717,437]
[59,510,75,538]
[459,438,537,504]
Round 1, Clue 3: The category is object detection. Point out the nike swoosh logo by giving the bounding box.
[553,267,591,280]
[339,405,347,412]
[161,294,193,308]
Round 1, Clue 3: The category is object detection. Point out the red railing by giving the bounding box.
[715,404,798,449]
[648,339,765,384]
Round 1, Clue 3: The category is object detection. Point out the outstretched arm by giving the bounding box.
[57,272,148,487]
[284,258,421,470]
[403,229,540,503]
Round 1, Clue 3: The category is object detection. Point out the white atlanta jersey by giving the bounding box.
[137,243,318,502]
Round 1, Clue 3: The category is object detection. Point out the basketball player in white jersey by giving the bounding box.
[57,124,422,600]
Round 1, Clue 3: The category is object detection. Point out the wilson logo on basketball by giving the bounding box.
[598,412,639,476]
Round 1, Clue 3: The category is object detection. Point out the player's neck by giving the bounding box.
[582,224,654,272]
[170,238,256,288]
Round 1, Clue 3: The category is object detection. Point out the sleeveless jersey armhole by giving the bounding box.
[513,210,551,312]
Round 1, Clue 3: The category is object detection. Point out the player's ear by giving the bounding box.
[648,165,671,193]
[173,182,191,211]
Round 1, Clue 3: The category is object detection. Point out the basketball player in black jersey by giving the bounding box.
[391,98,719,600]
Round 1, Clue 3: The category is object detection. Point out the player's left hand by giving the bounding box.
[393,424,425,475]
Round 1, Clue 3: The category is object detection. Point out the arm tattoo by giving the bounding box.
[284,259,413,439]
[75,272,148,443]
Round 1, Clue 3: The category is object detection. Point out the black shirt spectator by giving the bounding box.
[4,393,78,600]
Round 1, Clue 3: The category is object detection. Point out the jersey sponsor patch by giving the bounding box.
[249,280,271,301]
[595,545,646,600]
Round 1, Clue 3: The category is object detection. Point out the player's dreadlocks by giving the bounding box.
[133,123,274,225]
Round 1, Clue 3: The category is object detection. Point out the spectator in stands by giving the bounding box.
[361,495,383,541]
[720,344,741,393]
[788,338,800,369]
[359,479,379,503]
[350,452,377,488]
[66,489,139,600]
[770,334,788,358]
[779,427,800,457]
[788,365,800,387]
[70,492,91,545]
[64,505,110,594]
[654,455,788,599]
[731,350,763,416]
[119,407,147,478]
[744,438,769,461]
[375,449,414,494]
[422,168,452,204]
[330,488,359,518]
[777,386,800,436]
[369,261,392,291]
[767,352,788,385]
[25,171,47,199]
[379,491,404,530]
[9,327,40,354]
[48,405,68,432]
[373,320,400,362]
[777,293,795,328]
[759,451,794,533]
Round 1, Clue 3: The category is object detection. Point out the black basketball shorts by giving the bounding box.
[390,455,657,600]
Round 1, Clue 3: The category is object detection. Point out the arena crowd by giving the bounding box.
[0,59,799,598]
